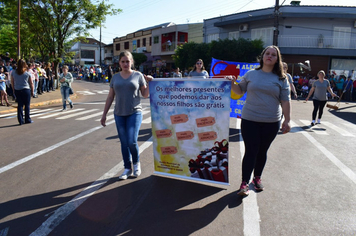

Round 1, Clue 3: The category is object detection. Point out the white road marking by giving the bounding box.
[236,118,261,236]
[321,121,354,137]
[0,112,18,118]
[76,109,113,120]
[30,109,53,114]
[291,121,356,185]
[94,108,150,122]
[300,120,329,135]
[1,109,40,119]
[341,122,356,131]
[30,109,63,118]
[76,91,96,95]
[142,110,150,115]
[93,90,109,94]
[39,108,85,119]
[0,120,115,175]
[142,117,151,124]
[30,137,153,236]
[2,109,51,119]
[95,114,114,122]
[56,109,98,119]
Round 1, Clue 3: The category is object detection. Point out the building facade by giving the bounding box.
[103,44,113,66]
[70,38,105,66]
[113,22,203,75]
[204,4,356,77]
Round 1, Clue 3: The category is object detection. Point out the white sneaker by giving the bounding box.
[119,169,132,180]
[133,162,141,177]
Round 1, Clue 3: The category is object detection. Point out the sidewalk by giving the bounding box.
[0,88,77,115]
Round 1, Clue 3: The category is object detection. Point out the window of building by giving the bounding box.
[143,38,146,46]
[150,37,152,46]
[207,34,219,43]
[179,34,185,42]
[229,31,240,40]
[81,50,95,59]
[154,36,159,44]
[251,27,274,47]
[137,39,141,47]
[124,41,129,49]
[115,43,120,51]
[333,27,351,49]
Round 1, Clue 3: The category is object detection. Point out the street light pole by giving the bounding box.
[99,22,102,66]
[17,0,21,60]
[273,0,280,46]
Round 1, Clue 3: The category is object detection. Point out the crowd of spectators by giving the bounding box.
[292,72,356,102]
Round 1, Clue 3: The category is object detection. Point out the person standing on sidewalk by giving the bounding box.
[0,66,12,106]
[107,66,113,83]
[45,62,53,92]
[41,65,47,93]
[228,45,291,196]
[100,51,153,180]
[11,59,34,125]
[59,65,74,111]
[343,76,353,102]
[282,62,297,99]
[306,70,337,126]
[36,63,44,95]
[32,63,39,98]
[27,63,37,98]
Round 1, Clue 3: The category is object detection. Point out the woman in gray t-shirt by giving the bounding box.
[306,70,337,126]
[229,45,291,196]
[188,59,209,78]
[11,59,34,125]
[101,51,153,180]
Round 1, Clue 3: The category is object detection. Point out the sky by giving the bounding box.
[89,0,356,44]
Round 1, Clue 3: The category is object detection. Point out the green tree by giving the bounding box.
[173,42,210,71]
[173,38,264,72]
[132,53,147,69]
[0,0,121,87]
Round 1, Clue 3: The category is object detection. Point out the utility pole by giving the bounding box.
[273,0,280,46]
[17,0,21,60]
[99,22,102,66]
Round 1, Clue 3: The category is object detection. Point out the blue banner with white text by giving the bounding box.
[210,58,259,118]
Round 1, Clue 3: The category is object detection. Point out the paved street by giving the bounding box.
[0,80,355,236]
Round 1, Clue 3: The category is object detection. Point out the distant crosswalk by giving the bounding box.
[292,119,355,137]
[0,107,153,124]
[1,108,354,137]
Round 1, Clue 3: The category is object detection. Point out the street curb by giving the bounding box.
[0,94,78,115]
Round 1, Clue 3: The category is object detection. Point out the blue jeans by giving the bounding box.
[14,89,32,124]
[42,79,46,92]
[60,86,72,109]
[114,112,142,169]
[33,80,38,96]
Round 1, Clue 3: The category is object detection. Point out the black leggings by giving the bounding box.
[241,119,280,183]
[312,99,327,120]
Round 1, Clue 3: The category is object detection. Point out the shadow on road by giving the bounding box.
[328,103,356,125]
[0,175,242,235]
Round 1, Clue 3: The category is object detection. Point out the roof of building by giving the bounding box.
[135,22,174,33]
[208,5,356,27]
